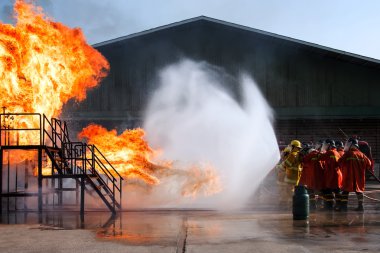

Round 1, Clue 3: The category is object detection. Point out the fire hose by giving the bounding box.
[368,169,380,184]
[362,169,380,202]
[349,169,380,202]
[363,193,380,202]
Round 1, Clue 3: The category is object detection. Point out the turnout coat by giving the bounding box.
[338,148,371,192]
[299,150,323,190]
[319,149,342,189]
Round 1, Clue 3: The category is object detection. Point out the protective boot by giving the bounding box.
[336,202,347,212]
[334,190,342,211]
[309,200,317,211]
[355,202,364,212]
[308,190,317,211]
[316,195,324,211]
[355,192,364,212]
[338,191,349,212]
[322,200,333,211]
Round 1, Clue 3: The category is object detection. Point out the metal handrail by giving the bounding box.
[0,113,42,146]
[93,155,115,181]
[91,162,115,195]
[85,146,122,192]
[93,145,124,179]
[0,112,123,209]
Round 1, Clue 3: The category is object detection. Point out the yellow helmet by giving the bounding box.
[290,140,302,149]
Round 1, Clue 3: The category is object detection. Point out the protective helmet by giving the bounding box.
[335,140,344,148]
[347,137,359,148]
[300,145,312,156]
[344,137,359,151]
[324,139,335,147]
[290,140,302,149]
[321,139,335,152]
[315,139,324,150]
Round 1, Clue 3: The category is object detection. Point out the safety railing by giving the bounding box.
[61,142,123,208]
[0,112,67,148]
[88,144,123,207]
[0,111,123,209]
[0,113,43,146]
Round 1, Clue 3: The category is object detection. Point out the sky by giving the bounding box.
[1,0,380,60]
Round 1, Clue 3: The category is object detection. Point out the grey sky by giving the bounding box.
[1,0,380,60]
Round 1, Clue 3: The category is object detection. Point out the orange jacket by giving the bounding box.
[338,148,371,192]
[319,148,342,189]
[299,150,320,189]
[337,147,344,157]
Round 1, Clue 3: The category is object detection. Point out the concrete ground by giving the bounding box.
[0,208,380,253]
[0,181,379,253]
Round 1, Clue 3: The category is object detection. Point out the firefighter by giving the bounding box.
[299,145,320,210]
[313,140,325,208]
[282,140,303,185]
[335,140,345,156]
[279,140,303,207]
[319,139,342,210]
[315,140,323,151]
[338,138,372,211]
[281,145,292,161]
[276,145,292,184]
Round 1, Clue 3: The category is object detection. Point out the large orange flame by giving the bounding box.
[79,124,160,185]
[0,0,108,141]
[79,124,222,197]
[1,1,221,199]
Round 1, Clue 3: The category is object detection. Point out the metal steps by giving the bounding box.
[0,112,123,214]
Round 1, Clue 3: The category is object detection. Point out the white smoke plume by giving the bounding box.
[141,60,280,209]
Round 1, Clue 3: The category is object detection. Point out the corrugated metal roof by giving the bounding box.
[93,16,380,67]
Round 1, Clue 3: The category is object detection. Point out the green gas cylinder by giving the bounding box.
[293,185,309,220]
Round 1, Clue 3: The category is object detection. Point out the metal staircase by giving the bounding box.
[0,112,123,214]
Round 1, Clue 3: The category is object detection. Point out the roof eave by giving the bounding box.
[92,16,380,66]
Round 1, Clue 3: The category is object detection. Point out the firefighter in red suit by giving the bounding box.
[313,140,325,208]
[319,139,342,210]
[299,145,321,210]
[338,138,372,211]
[335,140,345,156]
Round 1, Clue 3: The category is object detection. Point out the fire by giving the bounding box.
[79,124,160,185]
[1,1,222,199]
[0,0,108,145]
[79,124,222,197]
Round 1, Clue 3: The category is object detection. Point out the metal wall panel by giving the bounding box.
[63,20,380,120]
[61,19,380,158]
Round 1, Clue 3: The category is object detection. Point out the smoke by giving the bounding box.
[141,60,280,209]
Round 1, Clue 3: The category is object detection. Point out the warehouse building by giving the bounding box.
[62,16,380,163]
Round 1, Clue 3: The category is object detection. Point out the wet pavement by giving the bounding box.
[0,208,380,253]
[1,182,380,252]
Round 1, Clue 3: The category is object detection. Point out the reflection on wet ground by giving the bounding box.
[1,209,380,247]
[1,185,380,252]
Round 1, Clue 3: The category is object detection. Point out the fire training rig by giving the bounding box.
[0,112,123,215]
